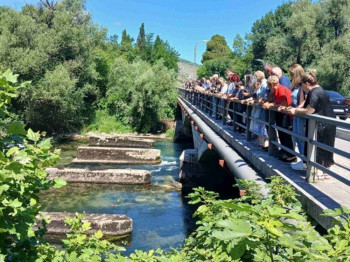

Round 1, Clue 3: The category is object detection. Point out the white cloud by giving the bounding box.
[113,21,122,27]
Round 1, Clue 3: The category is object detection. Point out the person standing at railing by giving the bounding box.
[216,77,228,119]
[288,70,336,180]
[272,67,292,90]
[252,70,269,148]
[263,76,296,162]
[231,81,247,133]
[289,64,307,171]
[264,62,274,77]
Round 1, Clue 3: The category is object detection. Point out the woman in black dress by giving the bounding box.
[288,70,336,180]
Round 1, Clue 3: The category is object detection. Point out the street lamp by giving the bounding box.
[194,40,208,65]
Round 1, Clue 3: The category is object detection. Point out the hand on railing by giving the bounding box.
[287,107,297,115]
[263,102,273,109]
[278,106,290,113]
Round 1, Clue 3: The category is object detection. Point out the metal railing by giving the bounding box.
[178,88,350,183]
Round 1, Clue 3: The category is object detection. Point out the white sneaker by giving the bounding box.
[291,161,307,171]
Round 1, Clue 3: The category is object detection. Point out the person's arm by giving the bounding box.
[289,105,315,115]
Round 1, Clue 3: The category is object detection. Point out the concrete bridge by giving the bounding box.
[176,88,350,230]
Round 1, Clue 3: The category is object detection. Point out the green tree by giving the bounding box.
[201,34,231,63]
[0,0,106,133]
[151,35,179,72]
[105,58,177,133]
[232,34,254,77]
[120,29,135,61]
[249,2,293,69]
[137,22,146,53]
[265,0,320,68]
[197,58,235,79]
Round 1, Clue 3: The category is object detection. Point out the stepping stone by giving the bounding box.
[89,135,155,148]
[37,212,132,238]
[72,147,161,165]
[46,168,151,184]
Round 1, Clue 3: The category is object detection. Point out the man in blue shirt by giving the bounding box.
[272,67,291,89]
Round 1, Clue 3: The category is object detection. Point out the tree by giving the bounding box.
[151,35,179,72]
[232,34,253,77]
[197,58,235,79]
[201,35,231,63]
[249,2,293,69]
[0,0,106,133]
[137,22,146,52]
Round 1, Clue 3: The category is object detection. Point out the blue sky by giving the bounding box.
[2,0,289,63]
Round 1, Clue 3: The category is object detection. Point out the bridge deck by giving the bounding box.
[178,97,350,229]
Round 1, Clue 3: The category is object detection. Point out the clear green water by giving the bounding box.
[40,139,196,254]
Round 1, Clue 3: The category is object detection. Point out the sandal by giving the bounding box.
[323,174,331,180]
[315,170,324,181]
[315,174,324,181]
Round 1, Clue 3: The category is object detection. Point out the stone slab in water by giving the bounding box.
[46,168,151,184]
[90,135,155,148]
[37,212,132,237]
[72,147,161,165]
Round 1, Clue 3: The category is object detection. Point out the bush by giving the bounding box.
[105,58,177,133]
[22,65,97,133]
[82,109,133,134]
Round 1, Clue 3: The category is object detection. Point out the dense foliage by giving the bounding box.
[198,0,350,96]
[104,58,178,133]
[0,0,179,134]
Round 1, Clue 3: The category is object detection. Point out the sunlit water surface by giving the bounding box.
[40,139,195,254]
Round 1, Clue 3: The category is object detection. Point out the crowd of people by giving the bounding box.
[183,63,336,180]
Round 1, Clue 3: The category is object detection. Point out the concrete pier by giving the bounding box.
[37,212,132,237]
[72,147,161,165]
[89,135,155,148]
[46,168,151,184]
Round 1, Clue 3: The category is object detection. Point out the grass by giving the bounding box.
[165,129,174,139]
[82,110,134,135]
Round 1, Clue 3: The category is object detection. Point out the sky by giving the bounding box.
[2,0,290,64]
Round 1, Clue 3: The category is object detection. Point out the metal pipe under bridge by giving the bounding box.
[177,88,350,230]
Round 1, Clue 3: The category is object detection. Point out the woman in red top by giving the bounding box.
[263,76,295,162]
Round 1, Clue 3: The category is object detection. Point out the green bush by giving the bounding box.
[105,58,177,133]
[82,109,133,134]
[22,65,95,133]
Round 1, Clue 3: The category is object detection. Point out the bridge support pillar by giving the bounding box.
[178,149,200,185]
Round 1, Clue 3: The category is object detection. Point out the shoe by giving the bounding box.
[262,146,268,151]
[291,161,307,171]
[284,156,297,162]
[279,153,288,160]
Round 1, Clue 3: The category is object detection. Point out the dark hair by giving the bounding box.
[301,70,317,85]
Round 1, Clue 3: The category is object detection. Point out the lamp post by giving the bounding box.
[194,40,208,65]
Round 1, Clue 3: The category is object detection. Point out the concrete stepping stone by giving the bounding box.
[89,135,155,148]
[37,212,132,237]
[46,168,151,184]
[72,147,161,165]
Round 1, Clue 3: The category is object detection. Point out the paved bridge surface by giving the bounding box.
[177,89,350,230]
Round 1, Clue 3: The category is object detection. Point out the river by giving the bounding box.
[39,138,237,254]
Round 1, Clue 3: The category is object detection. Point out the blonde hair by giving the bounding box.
[267,75,279,85]
[254,70,265,83]
[289,64,305,89]
[301,70,318,86]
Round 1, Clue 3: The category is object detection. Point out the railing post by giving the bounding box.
[306,119,317,183]
[233,102,238,132]
[246,105,252,141]
[268,109,278,156]
[209,95,212,116]
[215,96,219,120]
[223,99,227,125]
